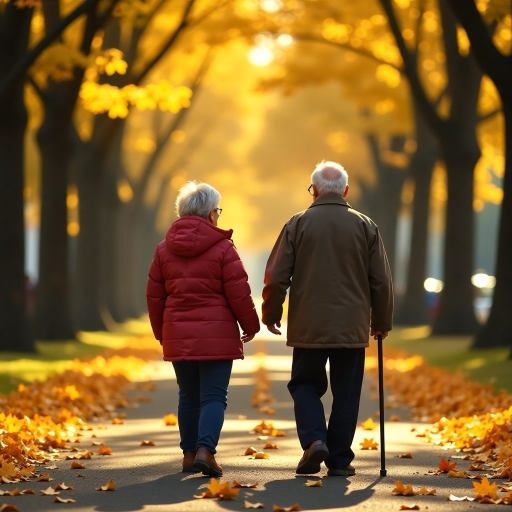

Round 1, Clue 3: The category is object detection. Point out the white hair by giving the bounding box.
[175,181,220,219]
[311,160,349,195]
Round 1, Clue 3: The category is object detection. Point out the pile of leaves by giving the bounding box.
[0,351,153,482]
[365,343,512,481]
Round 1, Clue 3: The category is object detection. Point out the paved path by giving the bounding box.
[12,336,504,511]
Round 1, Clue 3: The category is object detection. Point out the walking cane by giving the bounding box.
[377,334,387,476]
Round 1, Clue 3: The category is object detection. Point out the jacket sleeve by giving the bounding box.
[222,244,260,335]
[261,224,295,325]
[368,226,394,332]
[146,246,166,342]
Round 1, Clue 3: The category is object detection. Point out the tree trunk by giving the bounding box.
[395,107,438,325]
[0,3,35,352]
[473,99,512,350]
[34,91,76,339]
[433,131,480,334]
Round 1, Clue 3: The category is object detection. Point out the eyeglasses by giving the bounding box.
[307,184,314,196]
[214,208,222,215]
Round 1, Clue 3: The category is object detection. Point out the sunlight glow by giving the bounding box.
[248,46,275,67]
[471,273,496,289]
[277,34,293,46]
[260,0,282,13]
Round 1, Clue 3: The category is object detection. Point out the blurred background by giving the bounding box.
[0,0,510,354]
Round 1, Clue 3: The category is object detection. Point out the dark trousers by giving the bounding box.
[287,347,365,469]
[172,360,233,454]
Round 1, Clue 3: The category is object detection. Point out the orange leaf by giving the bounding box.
[438,458,457,472]
[391,481,416,496]
[473,477,498,498]
[399,506,419,511]
[0,505,19,512]
[304,479,322,487]
[163,414,177,426]
[390,415,401,422]
[272,504,300,512]
[140,440,156,446]
[55,483,74,491]
[111,418,124,425]
[263,442,279,449]
[36,473,52,481]
[96,479,116,491]
[244,447,258,455]
[98,446,113,455]
[254,452,270,459]
[447,470,467,478]
[397,453,413,458]
[416,487,436,495]
[204,478,239,500]
[360,438,378,450]
[54,497,76,503]
[70,461,86,469]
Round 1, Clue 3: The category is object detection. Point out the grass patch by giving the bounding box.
[0,319,154,394]
[387,326,512,394]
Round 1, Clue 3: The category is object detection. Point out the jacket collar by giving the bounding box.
[308,193,351,209]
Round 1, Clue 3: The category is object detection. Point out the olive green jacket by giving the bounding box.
[262,194,393,348]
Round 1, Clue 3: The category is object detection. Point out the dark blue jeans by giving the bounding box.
[287,347,365,469]
[172,360,233,454]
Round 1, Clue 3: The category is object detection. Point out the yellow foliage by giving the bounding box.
[79,80,192,118]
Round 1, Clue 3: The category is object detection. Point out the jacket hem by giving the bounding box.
[286,342,369,349]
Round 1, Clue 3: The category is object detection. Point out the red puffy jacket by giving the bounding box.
[146,216,260,361]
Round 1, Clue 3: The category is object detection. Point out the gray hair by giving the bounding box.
[175,181,220,219]
[311,160,349,196]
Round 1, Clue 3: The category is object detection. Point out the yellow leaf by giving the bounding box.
[111,418,124,425]
[361,418,377,430]
[36,473,52,481]
[447,470,467,478]
[416,487,436,495]
[96,479,116,491]
[254,452,270,459]
[391,481,416,496]
[163,414,177,426]
[304,479,322,487]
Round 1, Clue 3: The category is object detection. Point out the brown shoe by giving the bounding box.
[182,451,199,473]
[327,464,356,476]
[193,447,223,477]
[296,440,329,474]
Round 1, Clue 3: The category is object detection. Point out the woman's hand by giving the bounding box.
[241,332,255,343]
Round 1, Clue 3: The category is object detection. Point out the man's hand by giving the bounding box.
[241,333,255,343]
[370,328,388,340]
[266,322,282,335]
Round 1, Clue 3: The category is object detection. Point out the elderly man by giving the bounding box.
[262,160,393,476]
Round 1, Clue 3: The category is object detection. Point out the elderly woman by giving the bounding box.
[147,181,260,477]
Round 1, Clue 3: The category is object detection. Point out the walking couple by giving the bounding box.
[146,160,393,478]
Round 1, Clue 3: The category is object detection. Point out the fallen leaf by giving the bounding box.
[473,477,498,499]
[257,436,268,441]
[399,506,419,511]
[96,479,116,491]
[244,447,258,455]
[54,497,76,503]
[438,458,457,473]
[397,453,413,458]
[140,440,156,446]
[416,487,436,495]
[244,501,265,509]
[390,415,401,422]
[70,461,86,469]
[391,481,416,496]
[111,418,124,425]
[98,446,113,455]
[258,406,276,415]
[263,442,279,449]
[468,463,485,471]
[361,418,377,430]
[272,504,301,512]
[254,452,270,459]
[304,479,322,487]
[360,438,378,450]
[163,414,177,426]
[448,494,475,502]
[55,483,74,491]
[44,465,58,470]
[91,441,103,446]
[447,470,468,478]
[0,505,19,512]
[36,473,52,481]
[197,479,239,500]
[40,486,60,496]
[233,481,258,488]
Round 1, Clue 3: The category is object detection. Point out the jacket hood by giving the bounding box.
[166,216,233,257]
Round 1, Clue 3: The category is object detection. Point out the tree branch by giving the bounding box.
[0,0,103,96]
